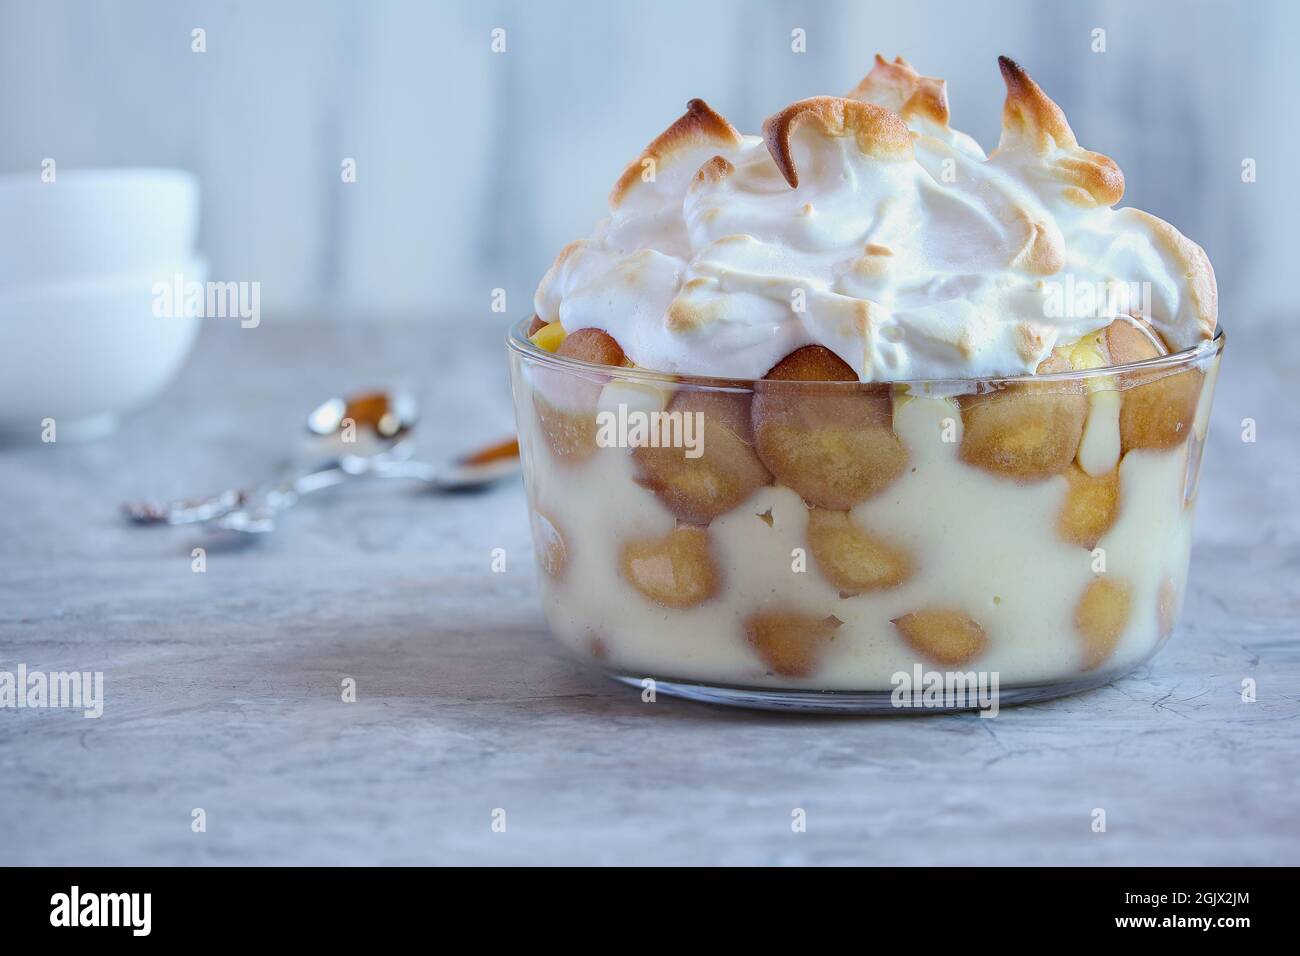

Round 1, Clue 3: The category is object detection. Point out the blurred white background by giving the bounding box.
[1,0,1295,327]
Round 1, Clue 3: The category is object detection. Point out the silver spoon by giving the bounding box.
[124,391,520,534]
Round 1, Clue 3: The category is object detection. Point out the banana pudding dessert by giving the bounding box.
[507,56,1222,710]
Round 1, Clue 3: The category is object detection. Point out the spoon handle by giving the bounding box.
[123,487,251,525]
[209,449,520,534]
[124,437,520,531]
[212,465,351,533]
[122,462,338,526]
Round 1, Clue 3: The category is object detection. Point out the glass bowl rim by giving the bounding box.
[506,316,1224,388]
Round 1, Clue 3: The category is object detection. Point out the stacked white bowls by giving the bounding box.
[0,168,206,441]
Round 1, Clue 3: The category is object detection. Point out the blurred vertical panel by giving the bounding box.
[0,0,1294,324]
[328,1,494,318]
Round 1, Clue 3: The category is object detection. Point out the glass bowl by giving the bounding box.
[507,318,1224,713]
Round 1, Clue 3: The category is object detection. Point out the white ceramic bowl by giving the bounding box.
[0,168,199,286]
[0,258,206,441]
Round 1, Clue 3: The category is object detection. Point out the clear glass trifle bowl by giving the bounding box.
[507,317,1224,712]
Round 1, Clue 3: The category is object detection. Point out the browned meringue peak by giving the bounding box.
[995,55,1124,208]
[762,96,914,188]
[690,154,736,191]
[608,98,744,210]
[848,54,953,129]
[847,54,986,159]
[992,56,1214,339]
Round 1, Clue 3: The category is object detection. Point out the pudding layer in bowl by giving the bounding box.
[509,320,1221,710]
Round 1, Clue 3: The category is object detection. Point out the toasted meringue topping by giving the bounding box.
[536,56,1218,381]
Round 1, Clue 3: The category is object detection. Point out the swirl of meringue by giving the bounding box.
[534,56,1217,381]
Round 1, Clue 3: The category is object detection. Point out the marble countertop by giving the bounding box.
[2,319,1296,866]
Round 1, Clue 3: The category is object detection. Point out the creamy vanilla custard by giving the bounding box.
[511,344,1219,701]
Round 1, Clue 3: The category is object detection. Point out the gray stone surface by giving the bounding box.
[1,320,1296,866]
